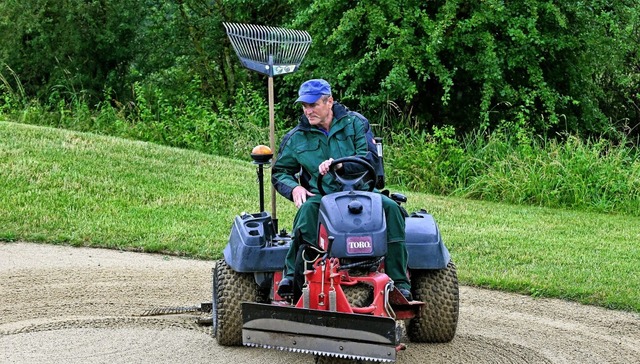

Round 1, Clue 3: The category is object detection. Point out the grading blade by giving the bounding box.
[242,302,399,362]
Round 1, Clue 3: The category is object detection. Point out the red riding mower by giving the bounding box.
[212,155,458,363]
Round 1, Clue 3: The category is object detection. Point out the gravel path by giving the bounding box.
[1,242,638,363]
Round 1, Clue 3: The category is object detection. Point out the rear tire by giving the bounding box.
[407,261,459,343]
[212,259,258,346]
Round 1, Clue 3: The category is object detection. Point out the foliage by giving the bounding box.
[0,0,146,103]
[150,0,297,121]
[287,0,640,138]
[0,0,294,116]
[2,0,637,138]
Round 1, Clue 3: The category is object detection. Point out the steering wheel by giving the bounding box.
[317,156,376,196]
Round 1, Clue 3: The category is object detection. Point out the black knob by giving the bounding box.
[347,200,363,214]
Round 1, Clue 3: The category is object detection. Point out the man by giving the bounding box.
[271,79,412,301]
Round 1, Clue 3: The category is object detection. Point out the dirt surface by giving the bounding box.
[1,242,638,364]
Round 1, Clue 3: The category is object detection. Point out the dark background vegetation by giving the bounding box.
[1,0,639,215]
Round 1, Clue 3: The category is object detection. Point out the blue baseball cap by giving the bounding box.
[295,79,332,103]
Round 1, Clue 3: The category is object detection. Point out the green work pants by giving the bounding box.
[284,194,410,290]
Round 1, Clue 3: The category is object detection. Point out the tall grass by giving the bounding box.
[1,77,273,163]
[0,64,26,113]
[384,126,640,216]
[458,132,640,215]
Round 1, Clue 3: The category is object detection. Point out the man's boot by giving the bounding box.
[386,240,412,301]
[277,277,294,297]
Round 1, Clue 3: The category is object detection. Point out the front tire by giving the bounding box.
[212,259,258,346]
[407,261,459,343]
[343,283,373,307]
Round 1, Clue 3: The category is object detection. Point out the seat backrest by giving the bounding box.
[349,111,385,189]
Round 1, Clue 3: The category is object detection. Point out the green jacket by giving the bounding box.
[272,102,379,200]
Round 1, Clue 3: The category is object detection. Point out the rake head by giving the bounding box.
[223,22,312,77]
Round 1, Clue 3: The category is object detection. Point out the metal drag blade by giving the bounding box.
[223,22,312,77]
[242,303,398,362]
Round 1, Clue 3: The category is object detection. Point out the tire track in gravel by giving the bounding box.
[1,242,638,364]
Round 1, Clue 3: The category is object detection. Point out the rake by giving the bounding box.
[223,22,312,227]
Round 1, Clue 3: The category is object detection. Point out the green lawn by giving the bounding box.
[1,120,638,312]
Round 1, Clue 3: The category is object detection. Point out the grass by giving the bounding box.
[1,120,638,312]
[0,120,291,257]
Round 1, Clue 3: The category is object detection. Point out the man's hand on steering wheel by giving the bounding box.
[319,158,343,176]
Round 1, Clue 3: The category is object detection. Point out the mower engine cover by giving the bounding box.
[317,190,387,258]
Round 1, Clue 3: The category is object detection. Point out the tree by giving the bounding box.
[0,0,146,103]
[286,0,640,138]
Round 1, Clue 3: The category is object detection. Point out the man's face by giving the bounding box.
[302,95,333,128]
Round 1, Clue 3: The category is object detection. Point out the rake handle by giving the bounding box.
[269,76,278,227]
